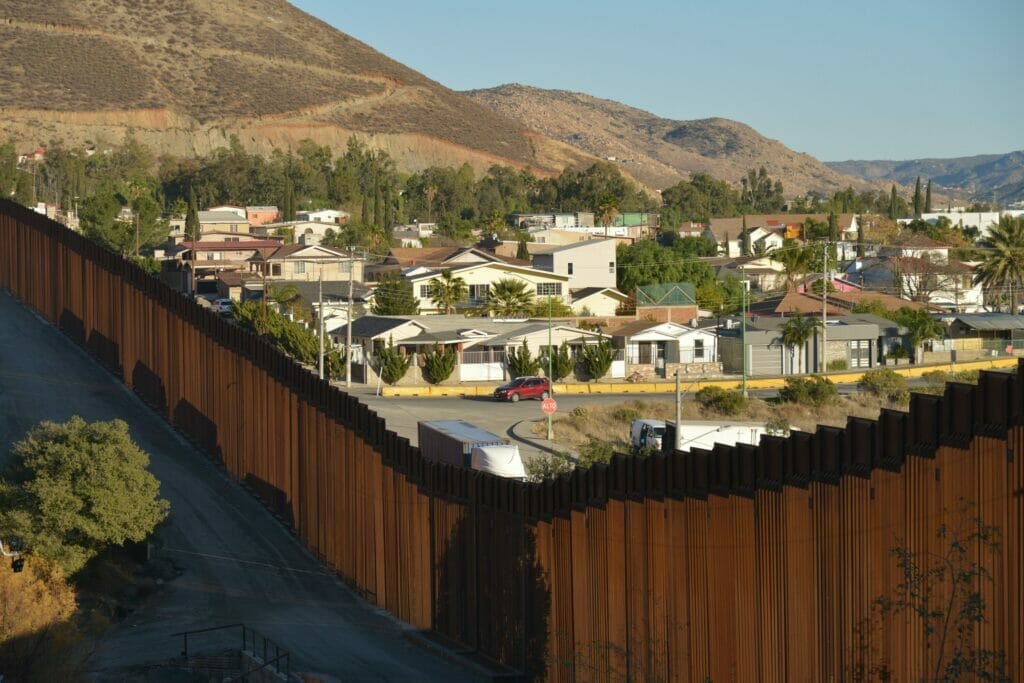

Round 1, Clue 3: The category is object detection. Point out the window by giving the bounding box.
[694,339,705,360]
[420,284,434,298]
[295,261,306,275]
[849,340,871,368]
[536,283,562,297]
[271,264,282,276]
[568,263,574,275]
[469,284,489,302]
[230,224,238,233]
[609,261,615,274]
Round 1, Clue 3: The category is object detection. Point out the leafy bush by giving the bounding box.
[887,344,907,359]
[541,341,575,382]
[779,375,838,407]
[579,336,615,380]
[570,406,588,418]
[858,368,909,403]
[826,359,848,371]
[765,416,791,436]
[917,369,951,396]
[612,407,640,423]
[377,338,410,385]
[576,439,615,469]
[421,343,456,384]
[695,386,748,416]
[506,340,540,377]
[524,452,574,482]
[0,417,169,575]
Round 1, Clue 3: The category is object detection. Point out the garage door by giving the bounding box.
[750,345,783,376]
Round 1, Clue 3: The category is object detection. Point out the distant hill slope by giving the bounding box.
[827,152,1024,204]
[0,0,592,174]
[464,83,874,196]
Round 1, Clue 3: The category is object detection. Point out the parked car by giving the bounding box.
[211,298,234,315]
[493,376,550,402]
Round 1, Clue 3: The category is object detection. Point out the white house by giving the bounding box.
[531,238,617,290]
[570,287,631,316]
[297,209,349,224]
[406,262,571,313]
[904,210,1024,239]
[207,205,247,218]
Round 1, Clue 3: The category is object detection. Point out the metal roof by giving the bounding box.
[952,314,1024,331]
[636,282,697,307]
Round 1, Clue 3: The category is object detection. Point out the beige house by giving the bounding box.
[199,210,251,236]
[532,238,617,290]
[406,261,570,313]
[570,287,631,316]
[249,244,364,283]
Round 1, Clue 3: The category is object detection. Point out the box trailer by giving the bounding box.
[418,420,526,479]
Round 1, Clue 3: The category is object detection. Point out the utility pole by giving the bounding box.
[740,267,749,398]
[822,240,829,373]
[346,246,355,388]
[674,368,682,451]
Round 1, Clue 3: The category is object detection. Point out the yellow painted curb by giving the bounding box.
[378,358,1020,397]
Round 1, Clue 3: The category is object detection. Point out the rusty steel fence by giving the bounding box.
[0,200,1020,681]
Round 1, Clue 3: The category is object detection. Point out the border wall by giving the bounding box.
[0,200,1020,681]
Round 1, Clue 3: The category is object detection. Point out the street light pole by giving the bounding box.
[346,246,355,388]
[547,293,553,441]
[741,268,749,398]
[317,264,324,380]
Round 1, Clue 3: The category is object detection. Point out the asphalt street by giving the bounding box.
[0,291,478,682]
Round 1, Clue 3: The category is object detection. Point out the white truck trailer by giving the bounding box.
[417,420,527,480]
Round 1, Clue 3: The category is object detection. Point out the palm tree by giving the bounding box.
[487,278,534,318]
[974,216,1024,314]
[781,313,821,373]
[773,239,811,291]
[429,268,467,314]
[596,196,620,238]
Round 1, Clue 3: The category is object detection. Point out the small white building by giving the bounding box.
[905,210,1024,239]
[297,209,349,225]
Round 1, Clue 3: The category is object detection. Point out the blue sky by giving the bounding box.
[293,0,1022,161]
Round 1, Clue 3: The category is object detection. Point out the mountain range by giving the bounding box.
[4,0,1011,204]
[826,152,1024,204]
[464,84,875,196]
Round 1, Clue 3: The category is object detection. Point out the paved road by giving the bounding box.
[0,291,478,681]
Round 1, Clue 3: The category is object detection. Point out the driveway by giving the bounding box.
[0,291,478,681]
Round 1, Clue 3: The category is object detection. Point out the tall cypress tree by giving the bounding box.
[925,180,933,213]
[282,178,295,221]
[856,219,865,258]
[740,215,750,256]
[723,231,730,257]
[516,236,530,260]
[913,176,922,217]
[889,184,898,219]
[185,187,199,243]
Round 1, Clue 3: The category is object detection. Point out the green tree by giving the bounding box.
[79,192,130,254]
[185,186,200,243]
[596,196,620,238]
[739,166,784,213]
[0,417,169,575]
[913,176,923,217]
[488,278,534,318]
[506,340,541,377]
[376,337,410,384]
[421,343,457,384]
[974,215,1024,314]
[781,313,820,373]
[889,184,899,219]
[740,215,751,256]
[828,211,838,242]
[579,335,615,380]
[281,177,295,221]
[541,341,576,382]
[925,179,933,213]
[516,236,530,260]
[773,239,812,291]
[428,268,467,314]
[371,273,420,315]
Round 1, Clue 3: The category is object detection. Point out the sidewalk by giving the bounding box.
[377,356,1020,398]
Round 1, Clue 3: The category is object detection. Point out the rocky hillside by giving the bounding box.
[827,151,1024,204]
[464,84,873,195]
[0,0,592,174]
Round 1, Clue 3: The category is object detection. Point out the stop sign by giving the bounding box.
[541,398,557,415]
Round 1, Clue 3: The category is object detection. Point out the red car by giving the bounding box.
[493,376,550,402]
